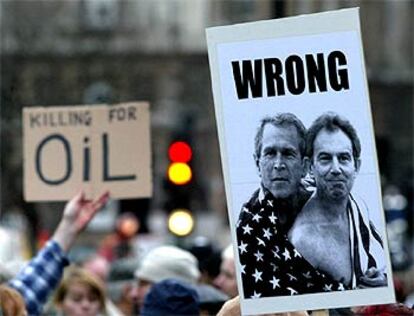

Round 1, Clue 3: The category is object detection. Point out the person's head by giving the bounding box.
[53,267,106,316]
[0,284,27,316]
[188,236,222,285]
[254,113,306,199]
[129,245,200,311]
[141,279,200,316]
[306,112,361,201]
[213,245,238,298]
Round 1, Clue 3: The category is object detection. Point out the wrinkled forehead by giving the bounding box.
[262,123,302,148]
[313,128,353,154]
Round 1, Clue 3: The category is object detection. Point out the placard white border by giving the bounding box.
[207,8,395,315]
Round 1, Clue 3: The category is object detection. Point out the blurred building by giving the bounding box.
[0,1,412,250]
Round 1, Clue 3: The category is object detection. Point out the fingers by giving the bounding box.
[73,190,109,208]
[66,190,83,206]
[359,271,387,287]
[74,190,86,203]
[64,190,85,214]
[83,191,110,218]
[80,191,110,223]
[75,193,108,229]
[364,267,378,278]
[67,190,109,221]
[359,278,385,287]
[92,191,110,211]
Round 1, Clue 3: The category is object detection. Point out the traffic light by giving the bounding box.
[167,141,193,185]
[168,209,194,237]
[164,139,195,237]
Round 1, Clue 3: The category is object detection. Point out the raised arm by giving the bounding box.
[9,191,109,316]
[52,190,110,252]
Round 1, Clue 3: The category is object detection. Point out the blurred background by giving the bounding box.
[0,0,413,307]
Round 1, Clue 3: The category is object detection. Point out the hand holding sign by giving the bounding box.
[217,296,310,316]
[358,267,387,288]
[52,190,110,252]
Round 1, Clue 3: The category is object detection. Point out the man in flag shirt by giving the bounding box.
[289,112,386,290]
[237,113,345,299]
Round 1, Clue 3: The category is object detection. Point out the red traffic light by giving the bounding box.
[168,141,192,163]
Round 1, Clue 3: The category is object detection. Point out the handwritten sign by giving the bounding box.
[23,102,152,201]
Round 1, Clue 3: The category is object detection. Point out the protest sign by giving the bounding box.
[23,102,152,201]
[207,8,394,315]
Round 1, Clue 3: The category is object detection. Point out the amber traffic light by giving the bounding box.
[167,141,193,185]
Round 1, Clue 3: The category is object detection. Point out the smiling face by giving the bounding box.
[310,128,360,201]
[256,124,304,199]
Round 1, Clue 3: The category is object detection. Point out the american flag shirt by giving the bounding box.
[236,188,347,299]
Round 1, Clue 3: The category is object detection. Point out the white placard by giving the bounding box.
[207,8,394,315]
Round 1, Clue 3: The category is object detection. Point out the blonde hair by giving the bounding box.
[0,284,26,316]
[53,267,106,313]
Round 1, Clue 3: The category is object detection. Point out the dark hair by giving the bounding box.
[254,113,306,159]
[306,112,361,163]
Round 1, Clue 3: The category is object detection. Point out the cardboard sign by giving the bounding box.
[207,8,395,315]
[23,102,152,201]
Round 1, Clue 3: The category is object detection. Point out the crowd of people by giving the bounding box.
[0,191,412,315]
[1,113,414,315]
[0,217,413,316]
